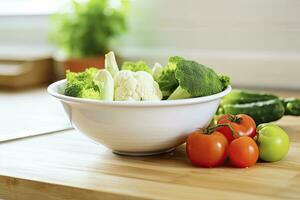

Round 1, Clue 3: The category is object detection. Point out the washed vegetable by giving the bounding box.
[168,59,230,100]
[122,61,152,74]
[114,70,162,101]
[217,114,256,143]
[64,68,101,99]
[218,90,300,124]
[257,124,290,162]
[105,51,119,78]
[229,136,259,168]
[186,129,228,168]
[94,69,114,101]
[156,56,182,98]
[64,52,230,102]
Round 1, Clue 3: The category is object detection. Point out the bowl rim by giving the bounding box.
[47,79,231,107]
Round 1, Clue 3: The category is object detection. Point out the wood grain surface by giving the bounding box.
[0,115,299,200]
[0,89,299,200]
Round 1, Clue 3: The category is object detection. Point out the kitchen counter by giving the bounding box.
[0,89,300,200]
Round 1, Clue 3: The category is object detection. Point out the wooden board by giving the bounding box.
[0,115,300,200]
[0,89,299,200]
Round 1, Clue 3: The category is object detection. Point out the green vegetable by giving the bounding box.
[281,98,300,116]
[218,90,300,124]
[257,123,290,162]
[80,87,101,99]
[64,68,101,99]
[221,90,277,105]
[122,61,152,74]
[64,82,81,97]
[218,99,285,125]
[219,75,231,91]
[168,56,184,68]
[156,56,183,98]
[168,59,230,100]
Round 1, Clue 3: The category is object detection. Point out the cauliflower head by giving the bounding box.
[114,70,162,101]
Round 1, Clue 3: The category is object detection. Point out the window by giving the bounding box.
[0,0,68,15]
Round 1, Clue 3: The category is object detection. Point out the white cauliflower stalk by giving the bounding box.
[94,69,114,101]
[105,51,119,78]
[114,70,162,101]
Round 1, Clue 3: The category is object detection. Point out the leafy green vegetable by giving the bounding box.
[64,68,101,99]
[168,59,230,100]
[156,56,184,98]
[122,61,152,74]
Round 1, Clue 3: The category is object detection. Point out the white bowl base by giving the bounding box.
[113,147,176,156]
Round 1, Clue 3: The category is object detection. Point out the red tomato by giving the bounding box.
[229,136,259,168]
[186,130,229,168]
[217,114,256,143]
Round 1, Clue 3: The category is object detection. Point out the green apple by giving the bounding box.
[257,124,290,162]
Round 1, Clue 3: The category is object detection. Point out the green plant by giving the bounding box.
[49,0,127,58]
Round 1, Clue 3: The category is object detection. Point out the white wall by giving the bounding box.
[0,0,300,89]
[117,0,300,53]
[113,0,300,90]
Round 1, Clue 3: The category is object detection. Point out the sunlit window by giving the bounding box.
[0,0,69,15]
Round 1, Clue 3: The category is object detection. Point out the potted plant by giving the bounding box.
[49,0,127,73]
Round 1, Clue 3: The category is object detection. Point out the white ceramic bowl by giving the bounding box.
[48,80,231,156]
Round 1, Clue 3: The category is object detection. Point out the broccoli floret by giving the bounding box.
[168,59,230,100]
[168,56,184,66]
[156,56,184,98]
[122,61,152,74]
[219,75,230,90]
[64,68,101,99]
[156,67,178,97]
[80,88,102,99]
[64,82,82,97]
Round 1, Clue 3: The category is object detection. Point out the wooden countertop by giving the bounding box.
[1,89,300,200]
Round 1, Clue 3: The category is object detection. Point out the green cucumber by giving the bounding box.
[219,99,285,125]
[218,89,300,124]
[221,90,278,105]
[281,98,300,116]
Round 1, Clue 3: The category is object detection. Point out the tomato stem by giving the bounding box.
[229,114,243,123]
[206,123,240,137]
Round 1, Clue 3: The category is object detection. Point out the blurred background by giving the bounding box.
[0,0,299,142]
[0,0,299,90]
